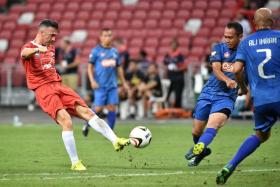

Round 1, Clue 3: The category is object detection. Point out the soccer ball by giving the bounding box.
[129,126,152,148]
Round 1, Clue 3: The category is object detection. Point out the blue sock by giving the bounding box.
[107,111,116,129]
[229,135,261,169]
[198,128,217,147]
[193,134,200,144]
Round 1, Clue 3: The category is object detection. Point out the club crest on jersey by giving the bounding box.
[101,59,116,67]
[224,52,230,58]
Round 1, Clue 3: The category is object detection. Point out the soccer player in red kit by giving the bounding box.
[20,19,130,171]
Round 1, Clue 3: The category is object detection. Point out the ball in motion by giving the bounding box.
[129,126,152,148]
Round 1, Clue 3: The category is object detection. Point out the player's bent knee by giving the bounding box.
[256,131,270,143]
[57,111,73,130]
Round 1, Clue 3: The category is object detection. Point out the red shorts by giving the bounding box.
[34,82,88,122]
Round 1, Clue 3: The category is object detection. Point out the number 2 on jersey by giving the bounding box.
[257,49,275,79]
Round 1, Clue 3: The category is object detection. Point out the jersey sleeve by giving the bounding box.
[209,44,222,64]
[235,41,246,64]
[89,48,97,65]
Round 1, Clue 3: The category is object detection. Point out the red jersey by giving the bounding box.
[20,41,61,90]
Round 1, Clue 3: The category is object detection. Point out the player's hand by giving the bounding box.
[226,79,237,89]
[238,87,248,96]
[222,62,234,72]
[37,46,48,53]
[91,80,99,89]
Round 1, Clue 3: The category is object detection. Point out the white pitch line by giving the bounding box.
[1,168,280,181]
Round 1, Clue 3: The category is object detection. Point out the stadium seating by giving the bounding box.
[0,0,250,87]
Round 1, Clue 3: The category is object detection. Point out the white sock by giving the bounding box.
[62,131,79,164]
[88,115,117,144]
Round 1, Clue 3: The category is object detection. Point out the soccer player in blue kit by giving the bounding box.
[83,28,129,136]
[185,22,244,166]
[216,8,280,185]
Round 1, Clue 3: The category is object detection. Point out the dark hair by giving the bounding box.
[39,19,59,30]
[100,28,112,34]
[226,22,243,36]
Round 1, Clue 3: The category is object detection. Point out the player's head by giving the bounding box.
[224,22,243,49]
[37,19,59,46]
[148,63,158,75]
[254,8,274,30]
[100,28,113,47]
[128,60,138,73]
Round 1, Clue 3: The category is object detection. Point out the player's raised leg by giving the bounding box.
[75,104,130,151]
[56,109,86,171]
[216,130,269,185]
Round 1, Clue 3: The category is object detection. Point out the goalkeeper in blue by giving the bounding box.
[216,8,280,185]
[185,22,244,166]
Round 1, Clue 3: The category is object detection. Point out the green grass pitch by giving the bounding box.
[0,122,280,187]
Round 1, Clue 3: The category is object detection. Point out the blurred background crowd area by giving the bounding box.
[0,0,279,119]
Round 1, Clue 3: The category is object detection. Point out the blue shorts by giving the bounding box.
[254,102,280,132]
[193,95,235,121]
[93,87,119,107]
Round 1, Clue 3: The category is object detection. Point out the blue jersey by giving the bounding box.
[235,29,280,107]
[89,44,121,88]
[200,43,238,100]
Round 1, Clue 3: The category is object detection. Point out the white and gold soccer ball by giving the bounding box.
[129,126,152,148]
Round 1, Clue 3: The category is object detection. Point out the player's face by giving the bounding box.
[100,31,113,47]
[224,28,241,49]
[41,27,58,46]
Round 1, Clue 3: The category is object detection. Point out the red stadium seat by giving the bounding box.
[209,1,223,9]
[166,1,179,10]
[66,2,79,12]
[77,12,90,20]
[129,38,144,48]
[163,29,178,37]
[162,10,176,20]
[109,1,121,11]
[148,10,161,19]
[194,1,207,10]
[218,18,230,26]
[115,29,132,39]
[132,29,147,38]
[105,11,118,21]
[9,5,25,15]
[13,65,26,87]
[151,1,164,10]
[196,27,210,37]
[38,3,51,13]
[203,18,216,28]
[160,37,172,46]
[35,12,48,21]
[24,4,37,12]
[130,20,143,29]
[144,46,156,59]
[73,20,87,29]
[48,12,62,21]
[80,2,94,11]
[52,3,65,12]
[128,47,139,58]
[87,20,100,29]
[212,27,224,37]
[134,10,147,20]
[3,22,16,30]
[177,10,190,19]
[180,1,193,10]
[10,39,24,49]
[60,20,72,30]
[193,37,208,48]
[116,20,129,29]
[191,10,205,19]
[221,9,233,19]
[206,9,219,19]
[145,19,158,29]
[95,2,107,11]
[159,19,172,28]
[178,37,191,47]
[0,31,12,39]
[145,38,159,48]
[174,18,186,29]
[119,10,133,20]
[147,29,163,38]
[137,1,150,11]
[102,20,115,29]
[91,11,104,20]
[63,11,75,20]
[189,46,205,58]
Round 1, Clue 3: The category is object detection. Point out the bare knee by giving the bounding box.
[192,120,206,137]
[256,130,270,143]
[192,128,203,137]
[56,110,73,131]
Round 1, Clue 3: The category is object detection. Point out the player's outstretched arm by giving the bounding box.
[212,61,237,89]
[21,46,47,59]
